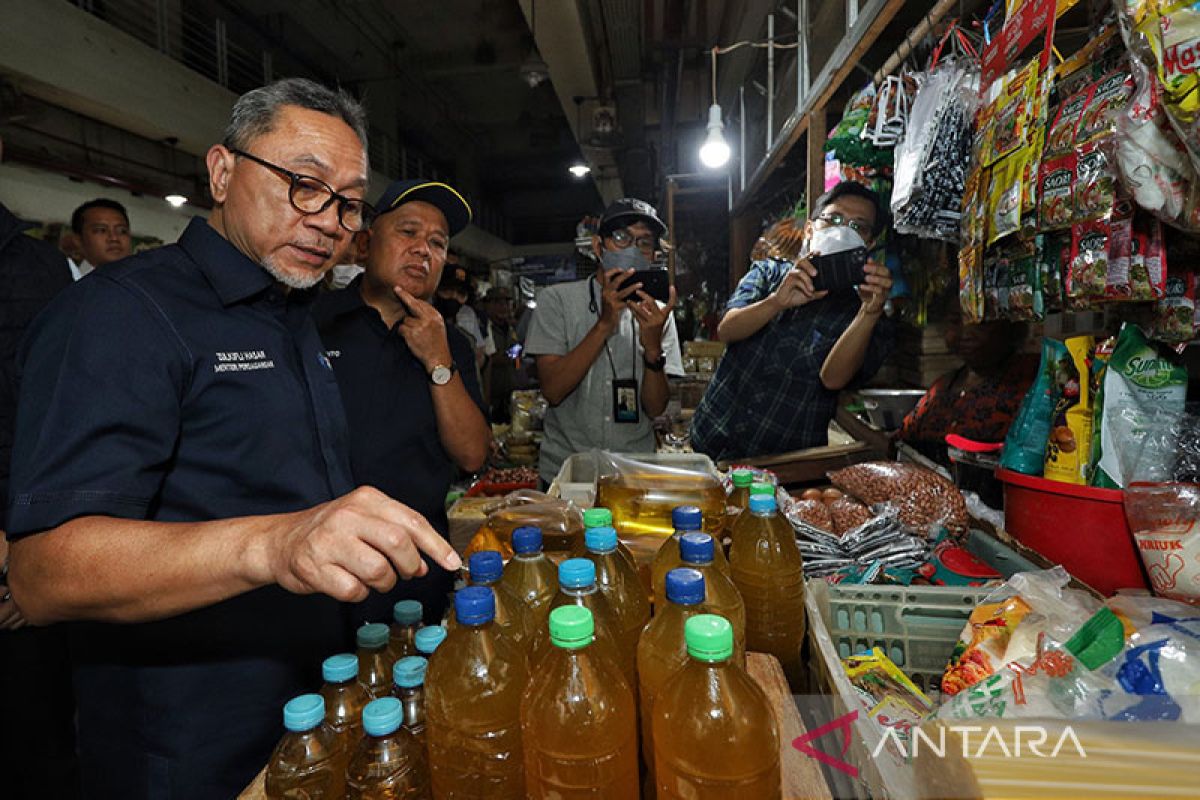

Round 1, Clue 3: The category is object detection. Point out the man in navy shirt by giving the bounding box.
[5,79,460,799]
[316,180,490,625]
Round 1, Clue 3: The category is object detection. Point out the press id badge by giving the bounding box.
[612,379,640,424]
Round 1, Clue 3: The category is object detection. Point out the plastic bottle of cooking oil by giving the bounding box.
[319,653,369,762]
[727,482,776,547]
[521,606,639,799]
[581,507,637,565]
[414,626,447,658]
[653,615,780,799]
[729,492,806,682]
[265,694,346,799]
[679,532,746,666]
[446,551,530,652]
[500,526,558,641]
[345,696,431,799]
[357,623,394,700]
[389,599,423,664]
[636,568,706,781]
[532,558,633,689]
[727,469,755,512]
[426,586,528,799]
[650,506,729,610]
[583,525,650,674]
[392,656,429,749]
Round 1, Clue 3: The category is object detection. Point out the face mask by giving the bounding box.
[434,296,462,318]
[803,224,867,258]
[600,246,651,271]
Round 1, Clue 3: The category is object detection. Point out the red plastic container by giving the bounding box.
[997,468,1148,595]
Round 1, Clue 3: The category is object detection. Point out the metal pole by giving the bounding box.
[739,85,746,192]
[847,0,859,29]
[215,18,228,87]
[766,13,775,152]
[798,0,810,103]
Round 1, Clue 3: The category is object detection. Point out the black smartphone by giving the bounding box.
[618,268,671,304]
[810,247,869,293]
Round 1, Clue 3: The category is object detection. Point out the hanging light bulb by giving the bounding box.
[699,103,731,169]
[568,162,590,178]
[165,194,188,207]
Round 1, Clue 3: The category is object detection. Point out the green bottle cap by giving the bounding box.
[749,482,774,496]
[685,614,734,662]
[731,469,754,488]
[583,507,613,528]
[549,606,594,650]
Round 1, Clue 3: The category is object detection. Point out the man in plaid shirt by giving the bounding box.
[690,182,894,462]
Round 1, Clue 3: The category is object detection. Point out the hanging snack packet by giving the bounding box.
[1040,232,1067,311]
[1008,239,1043,321]
[1146,216,1168,298]
[1045,88,1093,157]
[989,151,1024,245]
[1074,140,1119,222]
[1044,335,1096,485]
[1154,271,1197,344]
[1129,218,1155,301]
[959,245,986,324]
[988,58,1040,165]
[1143,0,1200,172]
[1106,199,1135,300]
[1022,128,1046,219]
[1039,153,1076,229]
[1077,70,1137,144]
[1092,324,1188,488]
[1067,219,1111,305]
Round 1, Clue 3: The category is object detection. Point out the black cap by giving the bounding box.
[372,180,473,236]
[598,197,667,239]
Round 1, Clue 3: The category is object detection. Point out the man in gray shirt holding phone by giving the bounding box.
[525,198,685,486]
[690,181,894,462]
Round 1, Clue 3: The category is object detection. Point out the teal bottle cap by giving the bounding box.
[282,694,325,732]
[415,625,447,655]
[585,526,619,553]
[748,494,777,514]
[362,697,404,737]
[392,656,428,689]
[392,599,423,626]
[558,558,596,589]
[321,653,358,684]
[357,622,390,650]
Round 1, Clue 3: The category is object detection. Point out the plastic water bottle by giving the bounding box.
[357,623,394,700]
[729,492,806,684]
[389,599,423,664]
[345,696,431,798]
[531,558,633,690]
[636,568,707,786]
[680,532,746,666]
[426,586,528,798]
[499,526,558,643]
[414,625,447,658]
[583,525,650,681]
[521,606,639,798]
[319,653,369,759]
[392,656,429,746]
[653,615,780,798]
[265,694,346,799]
[650,506,730,610]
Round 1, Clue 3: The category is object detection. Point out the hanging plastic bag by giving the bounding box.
[465,490,584,561]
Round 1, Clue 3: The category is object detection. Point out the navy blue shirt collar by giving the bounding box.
[178,216,304,307]
[313,273,370,324]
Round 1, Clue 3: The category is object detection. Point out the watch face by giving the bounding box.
[431,365,453,385]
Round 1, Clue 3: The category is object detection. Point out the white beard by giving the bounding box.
[262,253,327,290]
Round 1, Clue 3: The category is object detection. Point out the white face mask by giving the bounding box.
[803,223,867,258]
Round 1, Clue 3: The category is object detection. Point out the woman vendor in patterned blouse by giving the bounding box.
[898,294,1039,466]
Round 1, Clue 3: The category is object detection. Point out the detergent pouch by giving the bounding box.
[1001,338,1070,475]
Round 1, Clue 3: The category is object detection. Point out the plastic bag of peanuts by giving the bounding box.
[829,461,969,539]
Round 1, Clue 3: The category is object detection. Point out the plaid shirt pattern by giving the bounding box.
[689,258,894,462]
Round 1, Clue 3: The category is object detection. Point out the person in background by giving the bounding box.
[689,181,894,462]
[898,295,1037,465]
[482,286,519,423]
[524,197,685,487]
[435,262,493,371]
[0,129,78,797]
[68,198,132,279]
[315,179,489,625]
[6,78,459,800]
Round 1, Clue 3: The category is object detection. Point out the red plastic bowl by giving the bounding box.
[996,468,1148,595]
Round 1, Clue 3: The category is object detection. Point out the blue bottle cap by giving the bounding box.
[415,625,447,655]
[357,622,389,650]
[749,494,777,514]
[455,585,495,625]
[672,506,703,531]
[665,567,705,606]
[469,550,503,583]
[584,526,619,553]
[362,697,404,737]
[679,532,715,565]
[558,558,596,589]
[512,526,543,554]
[282,694,325,732]
[392,656,428,689]
[321,653,358,684]
[392,599,423,626]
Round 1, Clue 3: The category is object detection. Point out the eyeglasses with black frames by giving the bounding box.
[812,211,873,238]
[230,148,374,233]
[608,226,657,252]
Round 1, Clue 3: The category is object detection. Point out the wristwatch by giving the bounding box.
[643,352,667,372]
[429,363,457,385]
